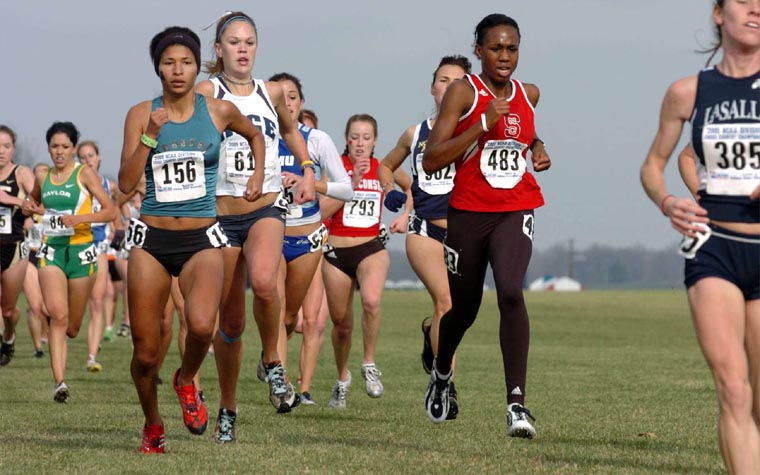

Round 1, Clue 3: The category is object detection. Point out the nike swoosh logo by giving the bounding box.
[6,180,14,184]
[65,184,75,188]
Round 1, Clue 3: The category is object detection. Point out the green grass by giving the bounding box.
[0,290,722,474]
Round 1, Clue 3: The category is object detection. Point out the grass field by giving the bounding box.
[0,290,722,474]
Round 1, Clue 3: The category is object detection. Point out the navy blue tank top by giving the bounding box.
[410,118,453,220]
[691,67,760,223]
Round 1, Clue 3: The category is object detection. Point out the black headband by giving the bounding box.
[152,33,201,76]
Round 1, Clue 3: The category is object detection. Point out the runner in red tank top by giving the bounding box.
[421,14,551,438]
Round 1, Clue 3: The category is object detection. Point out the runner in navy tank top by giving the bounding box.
[421,14,551,438]
[118,25,265,453]
[378,55,470,420]
[640,1,760,471]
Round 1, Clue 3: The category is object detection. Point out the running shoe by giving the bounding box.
[172,368,208,435]
[0,340,15,366]
[34,348,44,358]
[140,423,166,454]
[360,363,384,398]
[264,362,290,413]
[424,364,450,423]
[213,408,237,444]
[256,351,266,382]
[447,380,459,420]
[507,403,536,439]
[301,391,316,406]
[421,317,434,374]
[117,323,131,338]
[53,381,70,404]
[285,380,301,410]
[86,358,103,373]
[327,373,351,409]
[103,327,114,342]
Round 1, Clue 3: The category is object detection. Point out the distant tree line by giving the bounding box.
[386,241,686,290]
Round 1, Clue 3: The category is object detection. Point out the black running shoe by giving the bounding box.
[214,408,237,444]
[0,341,15,366]
[421,317,433,374]
[447,381,459,420]
[424,364,450,423]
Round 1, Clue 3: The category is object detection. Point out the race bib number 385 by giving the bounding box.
[480,139,527,189]
[152,151,206,203]
[702,124,760,195]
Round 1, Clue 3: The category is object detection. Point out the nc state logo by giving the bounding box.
[503,114,521,138]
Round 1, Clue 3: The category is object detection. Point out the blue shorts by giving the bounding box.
[217,205,285,248]
[283,224,327,263]
[130,219,229,277]
[407,214,447,244]
[684,224,760,300]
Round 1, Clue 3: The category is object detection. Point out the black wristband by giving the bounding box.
[530,138,544,151]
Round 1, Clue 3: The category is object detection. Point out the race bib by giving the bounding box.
[98,239,111,254]
[0,206,11,234]
[151,151,206,202]
[206,222,230,248]
[415,152,454,195]
[126,218,148,249]
[38,243,55,262]
[678,223,712,259]
[343,190,381,228]
[42,209,74,236]
[27,222,43,250]
[702,124,760,195]
[378,223,390,246]
[480,139,527,189]
[282,185,303,219]
[224,139,255,185]
[307,223,328,252]
[442,243,460,275]
[78,244,98,265]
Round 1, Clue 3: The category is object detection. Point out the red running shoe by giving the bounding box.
[140,423,165,454]
[173,368,208,435]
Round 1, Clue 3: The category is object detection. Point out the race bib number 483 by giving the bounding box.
[480,139,527,189]
[152,151,206,203]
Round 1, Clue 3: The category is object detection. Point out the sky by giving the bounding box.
[1,1,715,252]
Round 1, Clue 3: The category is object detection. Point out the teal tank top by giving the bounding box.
[141,94,221,218]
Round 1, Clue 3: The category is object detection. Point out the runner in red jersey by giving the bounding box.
[421,14,551,438]
[320,114,394,408]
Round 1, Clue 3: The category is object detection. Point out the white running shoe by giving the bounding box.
[54,381,70,403]
[264,362,290,413]
[360,363,384,398]
[327,372,351,409]
[424,365,450,423]
[507,403,536,439]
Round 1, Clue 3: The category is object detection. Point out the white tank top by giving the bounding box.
[211,77,282,196]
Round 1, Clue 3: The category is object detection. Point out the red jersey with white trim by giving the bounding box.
[449,74,544,212]
[328,155,384,237]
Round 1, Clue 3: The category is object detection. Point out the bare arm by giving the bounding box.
[267,81,315,203]
[119,101,160,194]
[640,76,707,235]
[677,143,700,198]
[379,125,414,191]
